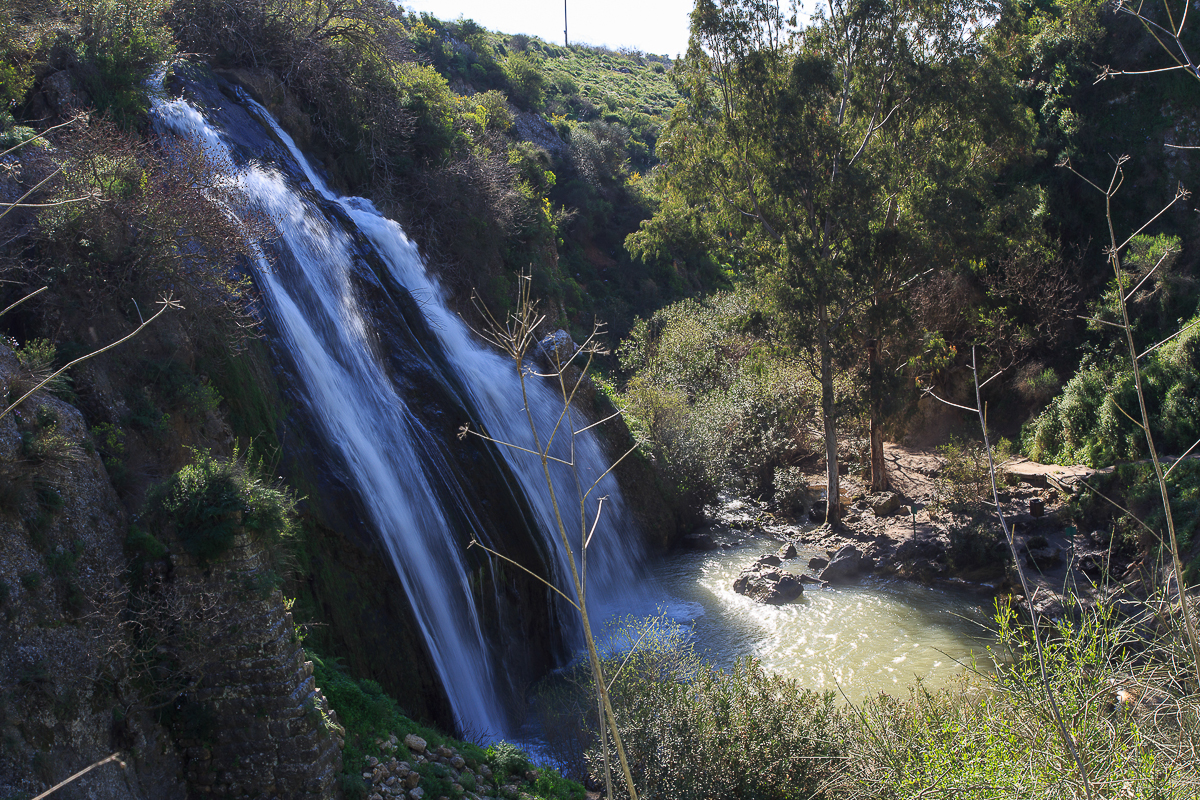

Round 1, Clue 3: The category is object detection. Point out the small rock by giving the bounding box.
[409,789,425,800]
[1023,544,1063,570]
[755,553,782,568]
[808,556,829,570]
[405,773,421,789]
[778,542,798,559]
[867,491,902,516]
[404,734,427,754]
[450,755,466,770]
[478,765,493,780]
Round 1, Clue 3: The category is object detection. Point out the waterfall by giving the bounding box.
[151,79,645,739]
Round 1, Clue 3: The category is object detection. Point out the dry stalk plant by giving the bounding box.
[458,273,641,800]
[921,348,1097,798]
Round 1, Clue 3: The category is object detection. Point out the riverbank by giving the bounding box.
[682,443,1146,620]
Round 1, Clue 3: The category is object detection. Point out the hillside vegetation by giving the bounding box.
[1,0,1200,798]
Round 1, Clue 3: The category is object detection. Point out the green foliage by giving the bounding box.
[579,625,843,800]
[1024,313,1200,467]
[306,649,579,797]
[502,51,546,109]
[932,437,1013,516]
[78,0,175,127]
[772,465,811,514]
[145,449,295,563]
[485,741,529,781]
[617,289,819,506]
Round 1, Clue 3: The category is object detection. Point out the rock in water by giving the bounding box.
[779,542,798,559]
[808,555,829,570]
[819,544,864,584]
[733,565,804,604]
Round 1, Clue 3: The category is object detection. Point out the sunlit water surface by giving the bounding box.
[611,536,997,702]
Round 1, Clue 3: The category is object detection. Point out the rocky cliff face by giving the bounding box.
[0,342,343,798]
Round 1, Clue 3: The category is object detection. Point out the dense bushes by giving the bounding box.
[617,288,820,509]
[534,601,1200,799]
[145,450,295,563]
[1023,314,1200,467]
[535,616,844,799]
[1023,233,1200,467]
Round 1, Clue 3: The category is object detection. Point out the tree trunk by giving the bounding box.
[867,338,888,492]
[818,300,839,521]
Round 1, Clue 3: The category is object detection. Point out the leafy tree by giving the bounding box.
[632,0,1031,507]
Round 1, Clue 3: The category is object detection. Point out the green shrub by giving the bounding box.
[145,449,295,563]
[618,289,818,504]
[1025,315,1200,467]
[502,51,546,109]
[486,740,529,781]
[79,0,175,127]
[589,657,843,799]
[932,437,1012,517]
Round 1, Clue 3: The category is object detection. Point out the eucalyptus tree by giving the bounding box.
[634,0,1029,506]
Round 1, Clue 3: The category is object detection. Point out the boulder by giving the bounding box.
[867,491,903,516]
[818,545,864,584]
[536,329,577,369]
[403,734,427,754]
[808,556,829,570]
[733,565,804,604]
[754,553,782,568]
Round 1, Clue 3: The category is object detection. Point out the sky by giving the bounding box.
[399,0,697,58]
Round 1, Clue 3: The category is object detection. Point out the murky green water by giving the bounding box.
[639,537,997,701]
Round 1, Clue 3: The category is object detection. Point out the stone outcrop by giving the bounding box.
[867,491,903,516]
[819,545,867,584]
[733,556,804,604]
[168,532,342,798]
[0,345,182,799]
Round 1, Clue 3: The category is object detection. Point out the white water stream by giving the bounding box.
[153,87,644,739]
[152,78,994,741]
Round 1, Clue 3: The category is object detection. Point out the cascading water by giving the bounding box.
[151,78,645,738]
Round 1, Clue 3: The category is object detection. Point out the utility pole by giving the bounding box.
[564,0,568,46]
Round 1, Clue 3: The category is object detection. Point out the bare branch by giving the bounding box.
[1,296,180,421]
[1138,317,1200,359]
[31,753,125,800]
[467,539,580,610]
[0,286,48,319]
